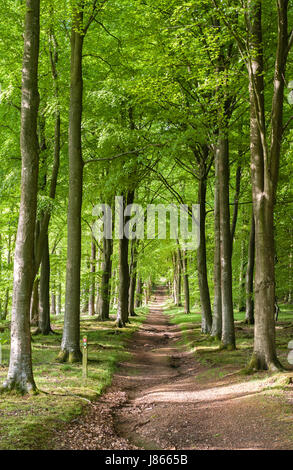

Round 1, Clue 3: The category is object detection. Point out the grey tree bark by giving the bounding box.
[217,136,235,349]
[88,237,96,316]
[58,6,84,362]
[197,168,212,333]
[246,0,291,370]
[182,250,190,314]
[129,239,138,317]
[135,276,143,308]
[211,154,222,339]
[245,212,255,324]
[116,191,134,327]
[97,237,113,321]
[2,0,40,394]
[37,233,53,335]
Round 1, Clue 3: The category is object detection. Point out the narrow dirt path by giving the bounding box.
[53,288,293,450]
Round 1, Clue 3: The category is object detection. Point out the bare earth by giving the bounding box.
[53,291,293,450]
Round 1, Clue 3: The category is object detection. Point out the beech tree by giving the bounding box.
[1,0,40,393]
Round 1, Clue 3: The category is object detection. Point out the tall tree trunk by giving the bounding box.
[288,231,293,304]
[176,249,182,307]
[2,233,12,321]
[2,0,40,393]
[116,192,133,327]
[56,282,62,315]
[217,136,235,349]
[38,233,52,335]
[97,237,113,321]
[88,237,96,316]
[30,23,61,332]
[211,156,222,339]
[30,278,39,327]
[245,212,255,324]
[182,249,190,314]
[128,239,138,317]
[51,293,56,316]
[197,173,212,333]
[135,276,143,308]
[59,7,84,362]
[238,238,246,312]
[172,251,179,306]
[247,0,290,370]
[230,164,242,247]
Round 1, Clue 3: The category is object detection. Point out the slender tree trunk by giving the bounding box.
[238,238,246,312]
[111,269,118,308]
[2,234,12,321]
[38,233,52,335]
[30,278,39,327]
[116,192,133,327]
[176,249,182,307]
[172,251,180,306]
[56,282,62,315]
[211,156,222,339]
[2,0,40,393]
[116,237,130,327]
[245,212,255,324]
[217,136,235,349]
[97,237,113,321]
[59,7,84,362]
[135,276,143,308]
[288,232,293,304]
[51,293,56,316]
[197,173,212,333]
[230,165,242,246]
[129,239,138,317]
[88,238,96,316]
[182,250,190,314]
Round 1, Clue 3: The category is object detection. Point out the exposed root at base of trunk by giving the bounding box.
[219,342,236,351]
[129,311,138,317]
[246,353,284,373]
[56,349,82,363]
[0,378,37,395]
[32,327,56,336]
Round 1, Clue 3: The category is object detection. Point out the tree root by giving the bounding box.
[56,349,82,363]
[245,353,284,373]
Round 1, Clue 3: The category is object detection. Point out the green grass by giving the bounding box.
[0,307,148,450]
[164,301,293,376]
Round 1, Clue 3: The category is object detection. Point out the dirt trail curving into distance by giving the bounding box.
[53,287,293,450]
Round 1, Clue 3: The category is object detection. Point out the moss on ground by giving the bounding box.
[0,307,148,450]
[164,302,293,376]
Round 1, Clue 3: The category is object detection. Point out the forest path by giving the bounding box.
[53,288,293,450]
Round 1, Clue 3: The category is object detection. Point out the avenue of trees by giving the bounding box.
[0,0,292,393]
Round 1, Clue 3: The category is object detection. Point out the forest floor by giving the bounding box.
[0,307,148,450]
[52,288,293,450]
